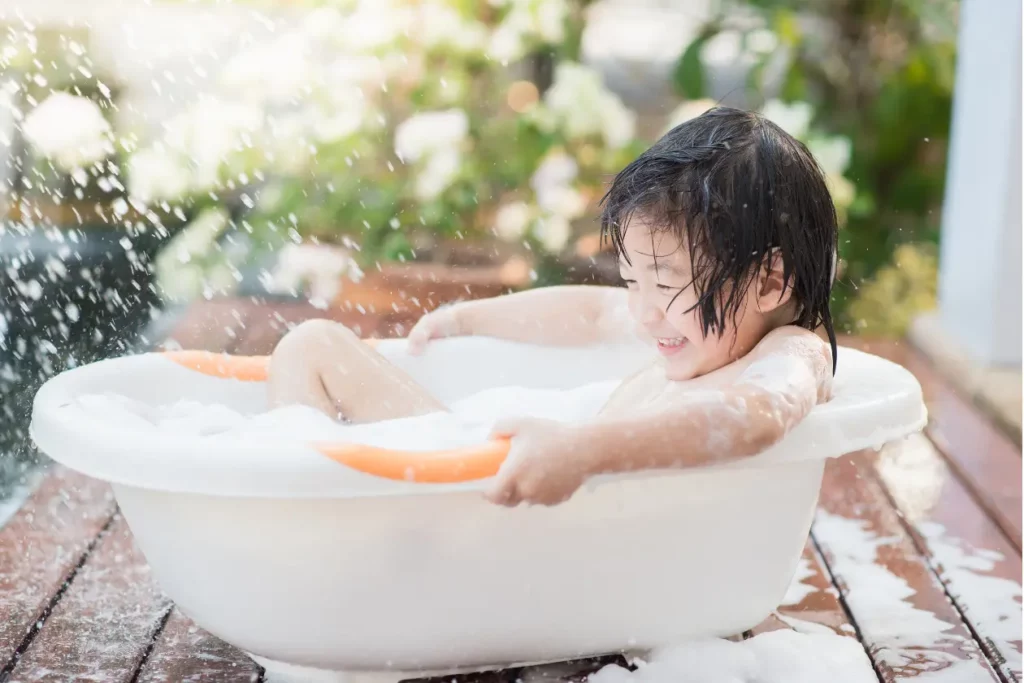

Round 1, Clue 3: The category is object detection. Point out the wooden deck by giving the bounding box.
[0,296,1020,683]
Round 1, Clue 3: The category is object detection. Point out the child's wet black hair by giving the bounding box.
[599,105,839,372]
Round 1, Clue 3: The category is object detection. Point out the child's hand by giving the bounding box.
[485,417,590,507]
[406,306,463,355]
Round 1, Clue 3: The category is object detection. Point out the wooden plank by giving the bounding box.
[0,467,115,674]
[750,541,857,638]
[905,349,1023,551]
[136,613,620,683]
[513,657,627,683]
[842,337,1022,549]
[0,297,257,677]
[6,515,171,683]
[814,454,1001,681]
[134,609,260,683]
[872,433,1022,682]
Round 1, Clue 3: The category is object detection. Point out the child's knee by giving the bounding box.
[276,319,356,356]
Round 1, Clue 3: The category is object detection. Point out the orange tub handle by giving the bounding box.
[163,350,271,382]
[314,439,510,483]
[161,347,509,483]
[162,341,380,382]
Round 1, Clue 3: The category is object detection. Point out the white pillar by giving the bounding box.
[936,0,1022,366]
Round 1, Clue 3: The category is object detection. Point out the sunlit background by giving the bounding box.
[0,0,971,494]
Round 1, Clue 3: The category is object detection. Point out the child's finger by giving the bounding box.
[485,478,518,507]
[489,417,525,440]
[405,322,434,355]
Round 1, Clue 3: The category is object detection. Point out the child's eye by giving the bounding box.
[621,278,638,288]
[656,284,677,292]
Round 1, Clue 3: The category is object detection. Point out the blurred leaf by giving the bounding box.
[780,59,807,101]
[381,231,414,261]
[848,192,876,218]
[672,33,712,99]
[772,10,802,46]
[746,52,770,92]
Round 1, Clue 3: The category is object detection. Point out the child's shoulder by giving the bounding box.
[743,326,834,402]
[749,326,833,376]
[751,325,830,352]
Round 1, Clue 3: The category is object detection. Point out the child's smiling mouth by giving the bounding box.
[655,337,688,355]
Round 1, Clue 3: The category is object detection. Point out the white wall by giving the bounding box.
[937,0,1023,366]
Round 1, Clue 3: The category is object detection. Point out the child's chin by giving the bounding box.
[663,356,698,381]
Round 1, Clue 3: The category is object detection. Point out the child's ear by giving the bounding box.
[756,248,794,312]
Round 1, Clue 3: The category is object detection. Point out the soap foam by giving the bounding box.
[587,630,876,683]
[73,379,621,451]
[813,511,994,679]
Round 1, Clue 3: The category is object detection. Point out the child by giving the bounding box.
[267,106,838,507]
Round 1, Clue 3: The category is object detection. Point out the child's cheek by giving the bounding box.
[666,292,699,334]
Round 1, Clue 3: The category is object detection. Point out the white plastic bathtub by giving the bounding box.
[30,338,926,682]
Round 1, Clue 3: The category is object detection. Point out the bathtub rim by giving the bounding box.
[29,346,928,499]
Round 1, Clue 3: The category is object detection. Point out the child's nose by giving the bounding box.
[639,297,664,324]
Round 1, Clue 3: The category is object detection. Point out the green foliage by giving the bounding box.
[118,0,643,302]
[673,0,957,336]
[672,32,711,99]
[847,242,938,337]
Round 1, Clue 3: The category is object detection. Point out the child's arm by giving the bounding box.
[587,330,831,469]
[486,329,832,506]
[407,285,634,353]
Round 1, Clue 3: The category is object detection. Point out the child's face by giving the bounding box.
[618,221,771,380]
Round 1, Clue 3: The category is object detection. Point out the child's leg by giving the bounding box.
[267,319,447,423]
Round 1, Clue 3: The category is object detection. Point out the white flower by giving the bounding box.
[601,98,636,150]
[747,28,778,55]
[542,63,635,148]
[490,0,567,56]
[493,201,533,241]
[809,135,853,176]
[160,97,263,193]
[156,264,205,304]
[327,55,389,90]
[257,182,285,212]
[269,243,361,304]
[488,21,528,63]
[417,2,488,53]
[22,92,113,171]
[535,0,568,43]
[311,88,368,142]
[665,98,716,132]
[312,108,365,143]
[127,146,191,203]
[700,30,745,67]
[543,63,603,137]
[394,110,469,201]
[175,208,231,260]
[530,151,588,221]
[154,208,231,302]
[268,112,314,175]
[300,6,346,41]
[415,148,462,200]
[533,214,571,253]
[542,186,588,220]
[221,33,315,105]
[760,99,814,140]
[339,1,413,52]
[531,150,578,193]
[394,109,469,163]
